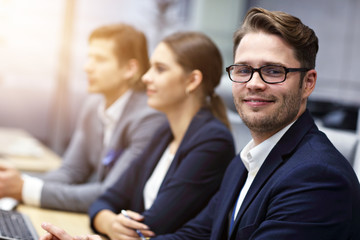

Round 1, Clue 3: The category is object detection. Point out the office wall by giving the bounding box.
[249,0,360,107]
[0,0,66,145]
[188,0,246,69]
[0,0,191,154]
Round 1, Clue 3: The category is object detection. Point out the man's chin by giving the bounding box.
[240,112,270,127]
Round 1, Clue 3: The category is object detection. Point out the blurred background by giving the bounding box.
[0,0,359,156]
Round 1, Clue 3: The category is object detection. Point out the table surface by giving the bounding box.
[0,127,61,172]
[18,204,93,237]
[0,127,93,237]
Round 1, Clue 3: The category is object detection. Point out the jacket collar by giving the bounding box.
[141,108,216,182]
[161,108,215,174]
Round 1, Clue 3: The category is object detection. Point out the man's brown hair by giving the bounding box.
[233,7,319,70]
[89,23,149,91]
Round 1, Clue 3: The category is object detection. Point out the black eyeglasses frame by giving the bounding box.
[225,64,311,84]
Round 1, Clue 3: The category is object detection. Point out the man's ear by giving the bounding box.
[302,69,317,99]
[124,59,139,79]
[186,69,203,93]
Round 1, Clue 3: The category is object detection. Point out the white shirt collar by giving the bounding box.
[98,90,133,125]
[240,121,295,175]
[98,90,133,146]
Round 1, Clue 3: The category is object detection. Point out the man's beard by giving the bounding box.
[235,91,302,134]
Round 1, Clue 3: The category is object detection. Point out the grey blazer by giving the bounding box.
[39,91,166,212]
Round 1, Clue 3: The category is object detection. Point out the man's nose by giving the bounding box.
[246,71,266,88]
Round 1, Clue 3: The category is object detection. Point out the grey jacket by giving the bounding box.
[39,91,166,212]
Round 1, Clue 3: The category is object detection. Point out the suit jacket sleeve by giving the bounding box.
[39,94,166,212]
[40,96,100,185]
[150,188,219,240]
[151,158,238,240]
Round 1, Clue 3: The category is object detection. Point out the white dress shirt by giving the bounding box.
[97,90,132,146]
[22,91,132,206]
[233,122,294,220]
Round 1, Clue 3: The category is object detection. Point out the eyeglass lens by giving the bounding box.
[229,65,286,83]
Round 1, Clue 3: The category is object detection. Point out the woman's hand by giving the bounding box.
[106,210,155,240]
[40,222,102,240]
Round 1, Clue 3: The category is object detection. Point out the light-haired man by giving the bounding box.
[0,23,165,212]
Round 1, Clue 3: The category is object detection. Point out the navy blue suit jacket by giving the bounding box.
[155,110,360,240]
[89,108,235,235]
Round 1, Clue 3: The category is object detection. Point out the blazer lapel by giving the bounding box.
[214,156,248,238]
[229,110,315,237]
[103,91,151,164]
[229,150,284,238]
[163,108,213,176]
[108,91,138,150]
[143,126,173,180]
[98,91,139,179]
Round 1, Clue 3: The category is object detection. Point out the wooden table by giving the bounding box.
[0,128,93,237]
[18,205,93,237]
[0,127,61,172]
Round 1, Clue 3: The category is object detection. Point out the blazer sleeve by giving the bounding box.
[142,121,235,234]
[151,155,243,240]
[151,193,218,240]
[39,97,166,213]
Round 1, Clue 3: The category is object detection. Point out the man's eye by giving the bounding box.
[234,67,251,75]
[263,67,284,75]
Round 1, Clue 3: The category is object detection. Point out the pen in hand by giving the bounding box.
[121,209,147,240]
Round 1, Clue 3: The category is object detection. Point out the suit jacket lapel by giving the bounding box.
[99,91,146,179]
[162,108,213,177]
[143,125,173,180]
[229,149,284,237]
[229,110,315,237]
[215,156,248,238]
[108,90,138,151]
[103,91,150,163]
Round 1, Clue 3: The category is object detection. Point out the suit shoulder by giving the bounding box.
[73,95,103,125]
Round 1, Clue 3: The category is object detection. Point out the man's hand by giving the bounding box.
[41,222,102,240]
[0,163,23,200]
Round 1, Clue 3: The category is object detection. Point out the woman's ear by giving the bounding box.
[186,69,203,93]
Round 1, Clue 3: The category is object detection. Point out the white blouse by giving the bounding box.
[143,146,175,210]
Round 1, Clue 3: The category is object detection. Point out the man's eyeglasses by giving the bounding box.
[225,64,311,84]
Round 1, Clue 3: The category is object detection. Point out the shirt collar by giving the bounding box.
[240,120,295,174]
[98,90,133,125]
